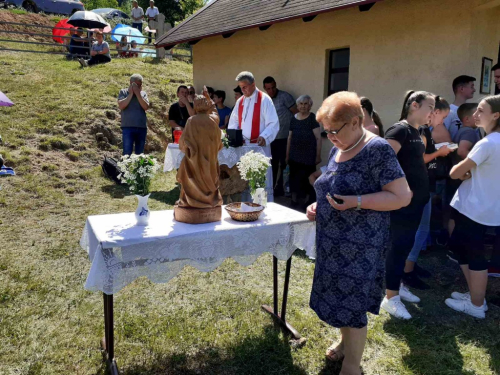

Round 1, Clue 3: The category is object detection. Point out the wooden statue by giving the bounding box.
[174,87,223,224]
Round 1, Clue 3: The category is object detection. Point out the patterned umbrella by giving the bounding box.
[52,19,75,44]
[0,91,14,107]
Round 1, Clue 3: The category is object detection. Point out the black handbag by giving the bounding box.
[101,157,124,185]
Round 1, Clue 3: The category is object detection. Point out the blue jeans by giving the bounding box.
[122,127,147,156]
[408,193,435,262]
[132,22,143,33]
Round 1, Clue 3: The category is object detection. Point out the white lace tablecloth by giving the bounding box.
[163,143,267,172]
[80,203,316,295]
[163,143,275,202]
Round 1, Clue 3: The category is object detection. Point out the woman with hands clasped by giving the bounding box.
[306,92,411,375]
[444,95,500,319]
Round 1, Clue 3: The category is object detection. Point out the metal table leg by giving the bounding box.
[101,293,119,375]
[261,254,303,340]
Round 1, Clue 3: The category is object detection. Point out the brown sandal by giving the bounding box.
[326,344,345,362]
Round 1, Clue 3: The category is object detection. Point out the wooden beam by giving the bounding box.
[302,15,316,22]
[359,2,375,12]
[259,25,271,31]
[222,32,234,39]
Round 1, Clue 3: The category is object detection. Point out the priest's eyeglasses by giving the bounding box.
[324,123,348,135]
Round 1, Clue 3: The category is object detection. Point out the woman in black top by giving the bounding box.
[286,95,322,208]
[381,91,435,320]
[403,96,454,290]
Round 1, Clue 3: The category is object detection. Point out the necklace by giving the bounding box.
[340,129,366,153]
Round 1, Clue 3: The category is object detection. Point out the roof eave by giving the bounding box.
[155,0,383,49]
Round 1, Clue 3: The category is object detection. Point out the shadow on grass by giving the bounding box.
[381,252,500,375]
[100,184,180,206]
[149,185,180,206]
[101,184,132,199]
[293,249,315,264]
[121,324,308,375]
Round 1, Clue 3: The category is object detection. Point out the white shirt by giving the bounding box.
[228,88,279,147]
[145,6,159,19]
[451,132,500,225]
[131,6,144,21]
[443,104,461,141]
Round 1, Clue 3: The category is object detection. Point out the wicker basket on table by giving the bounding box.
[225,202,265,222]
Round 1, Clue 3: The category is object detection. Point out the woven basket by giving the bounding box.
[225,202,264,222]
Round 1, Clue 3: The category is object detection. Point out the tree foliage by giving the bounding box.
[138,0,206,26]
[82,0,120,11]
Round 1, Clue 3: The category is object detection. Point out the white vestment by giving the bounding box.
[228,88,279,201]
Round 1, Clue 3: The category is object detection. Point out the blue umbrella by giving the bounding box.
[111,24,146,45]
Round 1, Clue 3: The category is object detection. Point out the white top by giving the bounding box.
[131,6,144,20]
[145,6,159,18]
[228,88,279,146]
[80,203,316,294]
[451,132,500,225]
[443,104,461,140]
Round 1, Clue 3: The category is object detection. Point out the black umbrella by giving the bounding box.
[68,11,109,29]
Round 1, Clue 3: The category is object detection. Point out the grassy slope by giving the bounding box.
[1,10,499,375]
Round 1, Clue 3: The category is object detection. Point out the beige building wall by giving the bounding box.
[191,0,500,162]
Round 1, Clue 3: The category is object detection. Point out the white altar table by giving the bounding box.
[80,203,316,373]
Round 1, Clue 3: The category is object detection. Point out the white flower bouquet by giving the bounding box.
[236,151,271,194]
[118,154,160,196]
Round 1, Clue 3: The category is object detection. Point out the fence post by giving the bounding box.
[153,14,166,59]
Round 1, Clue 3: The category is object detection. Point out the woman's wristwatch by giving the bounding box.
[356,195,362,210]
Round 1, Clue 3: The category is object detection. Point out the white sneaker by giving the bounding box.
[445,298,485,319]
[450,291,488,311]
[78,58,85,67]
[381,295,412,320]
[400,284,420,303]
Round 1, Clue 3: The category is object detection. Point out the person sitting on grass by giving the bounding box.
[128,41,141,58]
[213,90,231,129]
[78,31,111,68]
[116,36,130,58]
[68,28,89,59]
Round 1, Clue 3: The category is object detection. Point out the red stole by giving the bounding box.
[238,90,263,143]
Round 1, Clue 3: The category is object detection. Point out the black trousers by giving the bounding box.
[493,227,500,268]
[288,160,316,203]
[88,54,111,66]
[385,198,427,291]
[449,209,491,271]
[271,138,287,193]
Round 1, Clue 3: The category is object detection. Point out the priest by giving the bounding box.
[228,71,279,201]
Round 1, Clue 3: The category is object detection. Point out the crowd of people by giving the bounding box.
[65,0,161,66]
[117,69,499,375]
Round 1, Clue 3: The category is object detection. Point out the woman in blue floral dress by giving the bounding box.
[307,92,411,375]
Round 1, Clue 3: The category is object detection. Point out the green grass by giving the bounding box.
[1,14,500,375]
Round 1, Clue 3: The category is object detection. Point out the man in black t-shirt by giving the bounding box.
[168,85,194,134]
